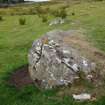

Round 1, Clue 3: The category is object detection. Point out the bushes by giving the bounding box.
[59,9,67,19]
[19,18,26,25]
[29,8,37,15]
[94,0,103,1]
[0,16,3,21]
[51,8,67,19]
[71,12,75,16]
[41,15,48,23]
[36,6,48,15]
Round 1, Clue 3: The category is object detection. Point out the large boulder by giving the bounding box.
[28,30,96,89]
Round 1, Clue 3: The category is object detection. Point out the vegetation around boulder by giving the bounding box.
[0,15,3,21]
[19,17,26,25]
[0,0,105,105]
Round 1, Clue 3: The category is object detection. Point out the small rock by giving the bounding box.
[49,18,65,26]
[73,93,91,101]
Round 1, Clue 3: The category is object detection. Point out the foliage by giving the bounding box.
[35,6,48,15]
[19,18,26,25]
[59,9,67,19]
[0,15,3,21]
[94,0,103,1]
[51,8,67,19]
[41,15,48,23]
[71,12,75,16]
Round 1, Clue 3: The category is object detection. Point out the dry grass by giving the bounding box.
[63,30,105,66]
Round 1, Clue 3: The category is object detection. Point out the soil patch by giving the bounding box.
[9,64,34,88]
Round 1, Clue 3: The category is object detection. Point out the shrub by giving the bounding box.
[0,16,3,21]
[19,18,26,25]
[51,9,67,19]
[41,15,48,23]
[36,6,48,15]
[59,9,67,19]
[71,12,75,16]
[51,10,59,17]
[29,8,36,15]
[94,0,103,1]
[60,5,69,10]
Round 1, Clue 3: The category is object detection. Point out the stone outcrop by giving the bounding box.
[28,30,96,89]
[49,18,65,26]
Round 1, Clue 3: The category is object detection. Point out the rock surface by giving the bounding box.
[49,18,65,26]
[28,30,96,89]
[73,93,91,101]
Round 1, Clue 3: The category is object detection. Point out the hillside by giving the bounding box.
[0,0,105,105]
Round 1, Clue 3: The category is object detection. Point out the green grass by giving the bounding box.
[0,1,105,105]
[67,1,105,51]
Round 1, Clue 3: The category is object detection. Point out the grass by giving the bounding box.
[67,1,105,51]
[0,1,105,105]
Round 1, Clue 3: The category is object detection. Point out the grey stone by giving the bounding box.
[28,30,96,89]
[49,18,65,26]
[73,93,91,100]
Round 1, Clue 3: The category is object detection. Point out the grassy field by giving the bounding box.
[0,1,105,105]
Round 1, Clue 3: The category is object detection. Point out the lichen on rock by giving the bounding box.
[28,30,96,89]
